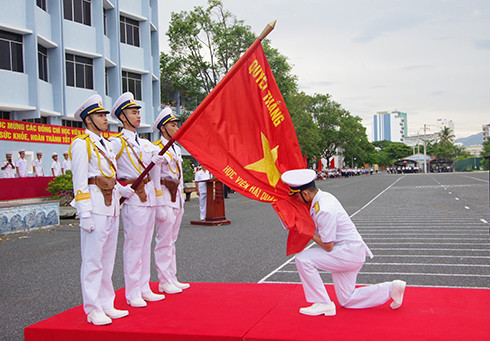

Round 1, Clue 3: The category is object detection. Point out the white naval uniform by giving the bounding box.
[295,190,392,308]
[16,158,28,177]
[110,129,161,301]
[1,161,16,178]
[33,159,44,176]
[194,169,212,220]
[51,160,62,177]
[70,129,121,315]
[153,137,185,285]
[62,158,72,174]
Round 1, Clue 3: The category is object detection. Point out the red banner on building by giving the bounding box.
[0,119,116,144]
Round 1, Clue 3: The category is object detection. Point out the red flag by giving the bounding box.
[329,158,335,169]
[318,160,322,172]
[174,40,314,255]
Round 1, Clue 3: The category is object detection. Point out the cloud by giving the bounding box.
[474,39,490,50]
[353,8,428,43]
[401,64,434,71]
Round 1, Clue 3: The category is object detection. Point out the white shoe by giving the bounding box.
[142,291,166,302]
[104,308,129,319]
[87,311,112,325]
[159,282,182,294]
[174,281,190,290]
[127,297,147,308]
[390,280,406,309]
[299,302,336,316]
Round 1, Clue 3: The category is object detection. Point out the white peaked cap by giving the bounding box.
[111,92,141,120]
[74,94,109,121]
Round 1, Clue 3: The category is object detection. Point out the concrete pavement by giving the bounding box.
[1,172,489,340]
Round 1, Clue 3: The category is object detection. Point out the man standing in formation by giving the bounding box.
[194,166,212,221]
[281,169,406,316]
[70,94,135,325]
[152,107,190,294]
[62,151,72,174]
[1,152,16,178]
[33,152,44,177]
[70,92,192,325]
[110,92,165,308]
[15,149,28,177]
[51,152,62,177]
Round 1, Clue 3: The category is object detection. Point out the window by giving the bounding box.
[38,45,48,82]
[23,117,48,124]
[122,71,142,100]
[64,0,91,26]
[37,0,47,11]
[65,53,93,89]
[0,30,23,73]
[62,119,83,128]
[0,111,10,120]
[120,16,140,47]
[103,9,108,36]
[105,67,109,95]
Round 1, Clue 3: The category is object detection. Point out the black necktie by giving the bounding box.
[135,135,140,145]
[100,139,106,148]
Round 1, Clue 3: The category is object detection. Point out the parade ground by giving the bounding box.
[1,172,489,340]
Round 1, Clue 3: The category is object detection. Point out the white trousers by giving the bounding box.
[295,244,392,308]
[154,205,184,284]
[80,213,119,314]
[121,205,156,301]
[199,192,207,220]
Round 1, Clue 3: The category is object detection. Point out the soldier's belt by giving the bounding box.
[161,178,179,203]
[88,176,116,206]
[120,177,150,203]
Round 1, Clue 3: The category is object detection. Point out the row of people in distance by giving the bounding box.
[1,150,71,178]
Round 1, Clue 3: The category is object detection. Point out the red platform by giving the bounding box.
[0,177,54,201]
[25,283,490,341]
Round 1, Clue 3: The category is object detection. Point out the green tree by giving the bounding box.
[481,140,490,170]
[339,115,374,167]
[286,92,322,160]
[372,140,412,165]
[164,0,297,109]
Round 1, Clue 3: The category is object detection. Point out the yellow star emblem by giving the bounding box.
[244,132,281,188]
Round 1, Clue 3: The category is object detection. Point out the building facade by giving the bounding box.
[0,0,160,175]
[483,124,490,143]
[373,111,407,142]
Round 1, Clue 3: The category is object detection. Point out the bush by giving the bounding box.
[47,171,74,206]
[182,158,195,183]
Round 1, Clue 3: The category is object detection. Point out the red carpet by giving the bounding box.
[25,283,490,341]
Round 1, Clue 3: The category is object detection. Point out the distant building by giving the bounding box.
[0,0,161,163]
[373,111,407,142]
[483,124,490,143]
[437,118,455,132]
[403,132,439,147]
[465,145,483,156]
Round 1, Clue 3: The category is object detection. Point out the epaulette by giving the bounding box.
[115,133,126,159]
[69,134,91,161]
[153,139,164,149]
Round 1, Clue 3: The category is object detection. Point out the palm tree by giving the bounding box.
[439,126,455,143]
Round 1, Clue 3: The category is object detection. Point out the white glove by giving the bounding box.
[156,207,167,222]
[151,154,165,165]
[119,185,135,199]
[80,217,94,233]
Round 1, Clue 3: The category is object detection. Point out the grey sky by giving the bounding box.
[159,0,490,139]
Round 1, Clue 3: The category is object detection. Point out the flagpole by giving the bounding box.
[258,20,276,40]
[120,20,277,204]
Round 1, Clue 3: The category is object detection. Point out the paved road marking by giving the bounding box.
[462,174,489,183]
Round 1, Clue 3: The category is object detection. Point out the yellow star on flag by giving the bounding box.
[244,132,281,188]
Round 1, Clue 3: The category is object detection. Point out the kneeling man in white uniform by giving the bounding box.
[281,169,406,316]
